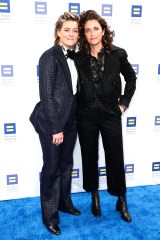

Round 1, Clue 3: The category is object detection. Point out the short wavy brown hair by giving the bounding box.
[79,10,115,52]
[54,12,80,45]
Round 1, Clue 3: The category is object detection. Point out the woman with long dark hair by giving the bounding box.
[76,10,136,222]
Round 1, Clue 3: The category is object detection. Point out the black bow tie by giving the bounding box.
[66,49,75,60]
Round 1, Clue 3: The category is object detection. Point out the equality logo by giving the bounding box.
[131,5,142,26]
[158,64,160,75]
[154,116,160,133]
[4,123,16,142]
[127,117,136,127]
[102,4,112,17]
[125,164,134,181]
[4,123,16,134]
[155,116,160,126]
[126,117,136,135]
[131,5,142,17]
[152,162,160,172]
[1,65,13,77]
[1,65,14,86]
[37,65,39,77]
[132,64,139,75]
[36,65,39,84]
[99,166,107,187]
[69,3,80,14]
[7,174,18,185]
[98,166,106,177]
[35,1,47,15]
[158,64,160,80]
[71,168,80,187]
[0,0,10,13]
[152,162,160,179]
[71,169,79,179]
[125,164,134,174]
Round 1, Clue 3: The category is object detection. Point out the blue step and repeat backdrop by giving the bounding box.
[0,0,160,200]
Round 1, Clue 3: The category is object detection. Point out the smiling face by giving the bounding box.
[84,19,104,48]
[57,20,79,49]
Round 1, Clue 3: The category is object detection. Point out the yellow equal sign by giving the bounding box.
[6,125,14,132]
[72,169,78,178]
[103,6,111,15]
[99,167,106,176]
[153,163,160,170]
[9,176,16,183]
[133,7,140,15]
[70,5,78,13]
[128,119,135,126]
[126,165,133,172]
[0,2,8,10]
[156,117,160,124]
[3,67,12,75]
[132,66,138,74]
[37,4,45,13]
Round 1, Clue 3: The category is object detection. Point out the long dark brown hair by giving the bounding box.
[54,12,80,45]
[79,10,115,52]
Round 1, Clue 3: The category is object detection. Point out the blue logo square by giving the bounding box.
[125,164,134,174]
[98,166,106,176]
[155,116,160,126]
[132,64,139,75]
[158,64,160,75]
[35,1,47,15]
[127,117,136,127]
[37,65,39,77]
[0,0,10,13]
[4,123,16,134]
[71,169,79,178]
[102,4,112,17]
[69,3,80,15]
[131,5,142,17]
[152,162,160,172]
[1,65,13,77]
[7,174,18,185]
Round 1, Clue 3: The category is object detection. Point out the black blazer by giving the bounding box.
[30,45,75,136]
[76,45,136,111]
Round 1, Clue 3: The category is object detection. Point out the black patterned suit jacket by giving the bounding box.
[30,45,75,136]
[75,45,136,112]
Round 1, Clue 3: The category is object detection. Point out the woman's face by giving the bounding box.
[57,20,79,49]
[84,19,104,48]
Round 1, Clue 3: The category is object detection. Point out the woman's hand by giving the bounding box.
[119,105,126,114]
[52,132,64,145]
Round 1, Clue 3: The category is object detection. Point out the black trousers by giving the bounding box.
[39,97,77,226]
[78,108,126,196]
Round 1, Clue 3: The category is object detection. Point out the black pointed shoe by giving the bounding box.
[46,224,61,235]
[68,207,81,216]
[116,195,132,222]
[91,190,101,217]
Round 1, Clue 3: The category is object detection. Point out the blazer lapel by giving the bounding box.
[54,46,73,93]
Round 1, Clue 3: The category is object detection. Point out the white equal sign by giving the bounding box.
[36,2,46,14]
[2,66,12,75]
[0,1,8,11]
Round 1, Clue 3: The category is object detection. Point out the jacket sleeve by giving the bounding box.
[118,49,136,108]
[39,51,62,134]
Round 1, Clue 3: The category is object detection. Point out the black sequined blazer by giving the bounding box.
[76,45,136,112]
[30,45,75,136]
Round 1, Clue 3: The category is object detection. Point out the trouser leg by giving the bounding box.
[100,116,126,196]
[59,115,77,211]
[39,135,61,225]
[78,120,99,192]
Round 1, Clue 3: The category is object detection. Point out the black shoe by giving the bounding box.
[91,190,101,217]
[116,195,132,222]
[46,224,61,235]
[68,207,81,216]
